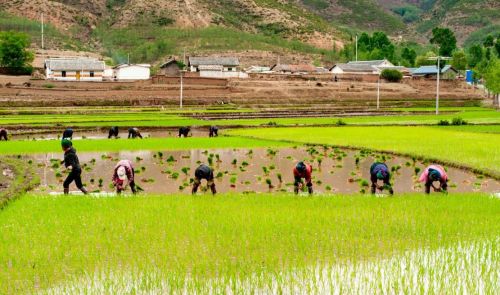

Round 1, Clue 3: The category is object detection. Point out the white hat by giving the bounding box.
[117,166,127,181]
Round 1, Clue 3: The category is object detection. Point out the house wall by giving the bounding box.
[47,70,103,81]
[199,70,248,79]
[159,64,180,76]
[331,67,344,74]
[114,66,150,80]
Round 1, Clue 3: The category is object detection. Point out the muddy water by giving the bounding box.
[10,129,209,140]
[31,147,500,195]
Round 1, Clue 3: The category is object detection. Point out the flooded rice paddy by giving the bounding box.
[10,129,209,140]
[32,146,499,194]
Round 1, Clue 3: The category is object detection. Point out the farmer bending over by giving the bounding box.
[209,126,219,137]
[294,161,313,194]
[370,162,394,195]
[108,126,119,139]
[128,127,143,139]
[61,139,87,195]
[178,127,191,138]
[419,165,448,194]
[192,164,216,195]
[0,128,8,141]
[62,128,73,140]
[112,159,137,194]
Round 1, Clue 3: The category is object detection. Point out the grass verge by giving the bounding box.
[0,193,498,293]
[0,137,292,154]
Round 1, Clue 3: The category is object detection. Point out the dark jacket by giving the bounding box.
[370,162,390,184]
[195,164,214,180]
[63,147,81,172]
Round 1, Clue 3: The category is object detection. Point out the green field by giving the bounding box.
[229,126,500,178]
[0,108,498,128]
[0,137,291,154]
[1,193,498,293]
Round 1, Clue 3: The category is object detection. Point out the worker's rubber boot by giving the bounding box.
[210,184,217,195]
[294,186,299,194]
[80,187,88,195]
[63,188,69,195]
[308,186,313,195]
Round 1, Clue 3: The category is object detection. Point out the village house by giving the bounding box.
[188,57,244,78]
[330,59,396,75]
[411,65,458,80]
[158,59,181,76]
[44,57,105,81]
[270,64,317,74]
[245,66,272,73]
[113,64,151,81]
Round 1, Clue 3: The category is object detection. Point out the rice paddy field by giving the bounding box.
[0,106,499,294]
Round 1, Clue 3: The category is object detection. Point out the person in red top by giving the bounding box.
[293,161,313,194]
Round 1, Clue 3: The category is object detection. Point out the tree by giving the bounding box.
[416,51,437,66]
[483,35,494,47]
[451,50,467,76]
[0,31,34,73]
[401,47,417,66]
[430,27,457,56]
[381,69,403,82]
[468,45,483,68]
[495,39,500,57]
[484,59,500,107]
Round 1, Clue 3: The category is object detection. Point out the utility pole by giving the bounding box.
[41,13,44,50]
[180,70,184,109]
[127,53,130,65]
[355,35,358,62]
[377,74,380,110]
[427,56,452,115]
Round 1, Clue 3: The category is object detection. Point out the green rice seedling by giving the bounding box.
[350,171,357,176]
[171,172,179,180]
[27,159,32,165]
[216,172,224,179]
[359,188,366,194]
[265,178,273,189]
[266,149,278,157]
[179,185,185,191]
[241,161,249,167]
[202,150,208,155]
[355,157,360,166]
[325,185,332,191]
[336,156,342,161]
[215,154,221,162]
[232,159,237,166]
[414,167,421,175]
[141,166,146,172]
[207,157,214,166]
[84,166,92,172]
[166,155,175,163]
[51,162,60,169]
[134,169,141,174]
[262,166,269,175]
[336,164,343,168]
[269,164,276,170]
[277,173,283,183]
[181,167,190,176]
[196,160,202,165]
[55,171,62,178]
[316,180,322,185]
[98,178,103,187]
[239,166,246,172]
[359,179,369,187]
[230,176,237,187]
[135,156,143,162]
[317,157,323,166]
[246,149,253,156]
[244,181,251,185]
[181,155,190,159]
[157,151,163,158]
[141,178,155,183]
[90,178,95,184]
[108,183,114,189]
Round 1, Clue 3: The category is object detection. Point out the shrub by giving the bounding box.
[42,83,55,89]
[451,117,467,125]
[437,120,450,126]
[335,119,347,126]
[381,69,403,82]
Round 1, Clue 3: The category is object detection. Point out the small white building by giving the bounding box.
[331,59,395,75]
[113,64,151,81]
[45,58,105,81]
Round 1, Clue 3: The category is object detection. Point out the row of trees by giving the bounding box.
[0,31,34,74]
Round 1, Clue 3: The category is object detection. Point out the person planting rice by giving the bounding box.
[112,159,137,194]
[293,161,313,194]
[62,128,73,140]
[179,127,191,138]
[370,162,394,195]
[0,128,8,141]
[419,165,448,194]
[61,139,87,195]
[209,126,219,137]
[108,126,119,139]
[128,127,143,139]
[192,164,216,195]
